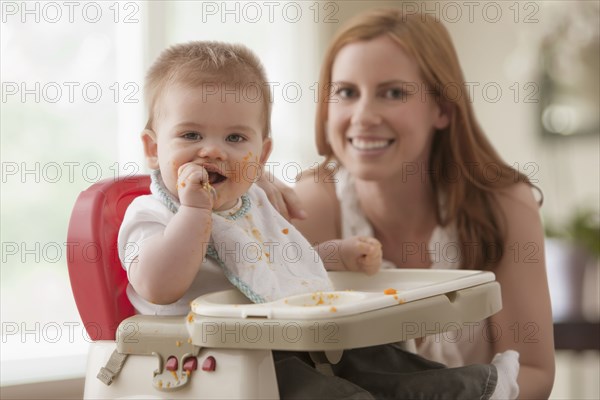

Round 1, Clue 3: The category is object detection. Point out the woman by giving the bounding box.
[265,9,554,399]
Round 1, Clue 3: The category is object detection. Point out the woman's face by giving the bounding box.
[327,35,448,182]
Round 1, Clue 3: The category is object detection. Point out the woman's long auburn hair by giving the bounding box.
[315,9,539,270]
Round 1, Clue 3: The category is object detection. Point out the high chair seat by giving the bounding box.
[67,176,150,340]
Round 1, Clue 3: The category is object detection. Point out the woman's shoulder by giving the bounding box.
[296,162,340,200]
[492,182,545,260]
[494,181,541,219]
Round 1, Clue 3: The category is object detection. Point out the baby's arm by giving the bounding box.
[128,163,215,304]
[315,237,382,275]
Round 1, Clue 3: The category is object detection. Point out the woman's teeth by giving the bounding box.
[350,138,392,150]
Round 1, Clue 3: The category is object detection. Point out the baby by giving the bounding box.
[117,40,381,315]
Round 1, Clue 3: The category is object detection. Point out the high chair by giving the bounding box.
[67,176,503,399]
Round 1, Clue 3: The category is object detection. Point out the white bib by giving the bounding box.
[151,170,333,303]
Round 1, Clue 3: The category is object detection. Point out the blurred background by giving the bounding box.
[1,1,598,398]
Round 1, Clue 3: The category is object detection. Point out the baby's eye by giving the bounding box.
[182,132,201,140]
[226,134,245,143]
[382,88,407,100]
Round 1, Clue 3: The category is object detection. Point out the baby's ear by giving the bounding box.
[258,137,272,165]
[141,129,159,169]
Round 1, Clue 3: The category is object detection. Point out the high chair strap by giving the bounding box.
[97,350,129,385]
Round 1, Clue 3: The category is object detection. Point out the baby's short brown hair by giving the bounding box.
[145,41,272,137]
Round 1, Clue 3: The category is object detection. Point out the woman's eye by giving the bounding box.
[226,134,245,142]
[182,132,201,140]
[383,88,407,100]
[335,87,356,99]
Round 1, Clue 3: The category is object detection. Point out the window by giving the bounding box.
[1,1,144,384]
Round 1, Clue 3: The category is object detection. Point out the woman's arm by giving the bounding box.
[292,168,340,245]
[491,182,555,399]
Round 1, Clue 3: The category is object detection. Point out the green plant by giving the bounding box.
[545,209,600,258]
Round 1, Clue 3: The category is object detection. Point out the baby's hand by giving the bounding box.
[177,163,216,209]
[340,236,382,275]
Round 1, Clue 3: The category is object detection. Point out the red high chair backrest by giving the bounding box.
[67,176,150,341]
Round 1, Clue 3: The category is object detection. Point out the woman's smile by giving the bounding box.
[348,137,396,152]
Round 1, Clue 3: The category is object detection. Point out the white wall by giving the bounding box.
[441,1,599,225]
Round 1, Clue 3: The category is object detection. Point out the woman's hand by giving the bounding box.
[256,170,307,221]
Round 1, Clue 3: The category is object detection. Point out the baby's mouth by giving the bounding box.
[208,171,227,185]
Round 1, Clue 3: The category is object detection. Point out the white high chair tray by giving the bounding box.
[191,269,495,320]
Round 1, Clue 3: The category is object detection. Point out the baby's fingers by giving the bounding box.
[356,238,382,255]
[357,239,382,275]
[359,237,382,248]
[177,163,215,209]
[178,164,208,185]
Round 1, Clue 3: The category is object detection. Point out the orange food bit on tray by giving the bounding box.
[383,288,397,295]
[282,228,289,234]
[330,306,337,312]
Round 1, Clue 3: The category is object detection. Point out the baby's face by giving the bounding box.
[145,83,271,210]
